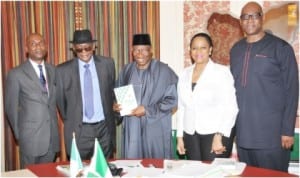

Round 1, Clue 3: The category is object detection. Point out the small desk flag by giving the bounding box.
[70,133,83,177]
[86,139,112,178]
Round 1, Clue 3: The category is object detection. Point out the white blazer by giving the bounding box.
[176,59,238,137]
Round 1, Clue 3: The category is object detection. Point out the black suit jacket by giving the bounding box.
[56,55,116,155]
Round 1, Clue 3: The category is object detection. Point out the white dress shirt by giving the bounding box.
[176,59,238,137]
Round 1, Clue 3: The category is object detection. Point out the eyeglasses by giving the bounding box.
[240,12,263,20]
[74,46,93,53]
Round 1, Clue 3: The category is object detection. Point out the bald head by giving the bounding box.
[241,2,263,15]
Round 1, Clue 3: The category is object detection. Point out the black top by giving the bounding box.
[192,82,197,91]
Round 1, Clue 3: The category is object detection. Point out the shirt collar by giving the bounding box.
[29,58,45,67]
[78,56,95,68]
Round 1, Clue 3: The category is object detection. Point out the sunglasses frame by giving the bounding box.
[74,46,93,53]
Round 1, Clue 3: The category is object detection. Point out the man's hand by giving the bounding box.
[131,105,146,117]
[281,135,294,149]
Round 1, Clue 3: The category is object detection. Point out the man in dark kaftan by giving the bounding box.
[230,2,298,172]
[114,34,178,159]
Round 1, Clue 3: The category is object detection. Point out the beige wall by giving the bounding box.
[160,1,184,74]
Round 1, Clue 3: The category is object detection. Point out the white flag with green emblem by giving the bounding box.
[70,133,83,177]
[85,138,112,178]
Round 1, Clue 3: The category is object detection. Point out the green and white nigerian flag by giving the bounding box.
[70,133,83,177]
[86,139,112,178]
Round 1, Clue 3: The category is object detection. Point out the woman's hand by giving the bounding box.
[177,137,186,155]
[211,134,226,154]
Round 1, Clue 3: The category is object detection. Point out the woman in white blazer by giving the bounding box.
[176,33,238,161]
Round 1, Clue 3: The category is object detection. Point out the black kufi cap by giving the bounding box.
[132,34,151,46]
[70,29,97,44]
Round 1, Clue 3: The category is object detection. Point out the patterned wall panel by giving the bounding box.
[184,1,230,67]
[184,1,298,67]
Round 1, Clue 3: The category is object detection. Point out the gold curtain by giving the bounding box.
[1,1,160,171]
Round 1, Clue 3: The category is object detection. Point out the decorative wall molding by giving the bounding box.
[74,2,83,30]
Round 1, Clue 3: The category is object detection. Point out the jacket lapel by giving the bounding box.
[73,59,83,107]
[45,63,53,96]
[23,60,48,103]
[192,60,213,93]
[94,56,106,113]
[23,60,44,91]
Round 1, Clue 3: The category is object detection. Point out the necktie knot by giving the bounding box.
[84,64,90,69]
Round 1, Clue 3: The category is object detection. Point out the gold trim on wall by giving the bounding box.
[75,2,83,30]
[288,4,298,26]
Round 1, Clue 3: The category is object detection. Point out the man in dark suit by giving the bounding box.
[5,33,60,168]
[56,29,116,159]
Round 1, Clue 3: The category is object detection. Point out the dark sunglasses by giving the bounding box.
[240,12,263,20]
[74,46,93,53]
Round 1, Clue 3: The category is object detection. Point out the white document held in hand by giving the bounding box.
[114,84,138,116]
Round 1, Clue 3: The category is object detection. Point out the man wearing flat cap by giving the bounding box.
[114,33,178,159]
[56,29,116,159]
